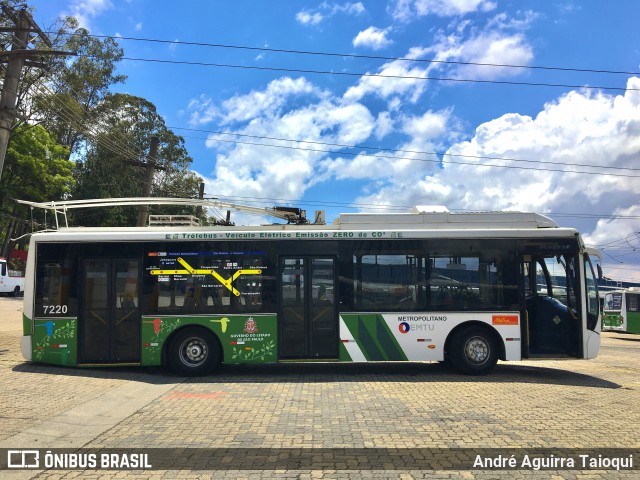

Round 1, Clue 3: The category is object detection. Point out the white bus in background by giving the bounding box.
[0,257,24,296]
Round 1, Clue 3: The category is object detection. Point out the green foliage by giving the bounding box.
[0,124,73,210]
[70,93,203,226]
[1,7,211,231]
[35,17,126,154]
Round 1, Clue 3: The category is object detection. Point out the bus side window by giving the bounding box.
[36,261,76,317]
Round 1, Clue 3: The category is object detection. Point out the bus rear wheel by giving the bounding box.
[449,326,498,375]
[168,328,221,376]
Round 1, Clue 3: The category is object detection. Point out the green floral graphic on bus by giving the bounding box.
[140,314,277,366]
[32,318,77,365]
[232,339,276,361]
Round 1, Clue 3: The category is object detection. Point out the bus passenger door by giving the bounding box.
[520,253,580,358]
[78,258,141,364]
[279,257,338,359]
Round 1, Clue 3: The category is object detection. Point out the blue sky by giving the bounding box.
[26,0,640,282]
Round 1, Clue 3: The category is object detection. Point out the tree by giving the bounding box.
[0,123,73,255]
[0,124,72,208]
[35,18,126,156]
[1,8,207,230]
[71,93,205,226]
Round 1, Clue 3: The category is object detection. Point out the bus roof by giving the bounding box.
[18,197,559,230]
[333,209,559,229]
[27,213,580,245]
[20,197,581,243]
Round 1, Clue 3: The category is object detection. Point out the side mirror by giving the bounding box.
[597,264,603,281]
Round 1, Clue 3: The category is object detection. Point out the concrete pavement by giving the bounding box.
[1,296,639,478]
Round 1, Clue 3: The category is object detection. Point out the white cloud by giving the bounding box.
[67,0,113,29]
[374,112,394,139]
[392,0,496,22]
[335,2,366,15]
[193,78,376,208]
[185,49,639,280]
[402,110,450,140]
[188,77,325,127]
[322,109,455,182]
[219,77,326,124]
[585,206,640,282]
[486,10,539,31]
[353,26,393,50]
[188,94,218,126]
[427,30,534,80]
[296,11,324,26]
[343,47,435,104]
[345,19,534,105]
[348,77,640,278]
[296,2,366,26]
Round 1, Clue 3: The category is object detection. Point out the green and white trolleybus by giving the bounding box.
[602,288,640,333]
[19,199,601,375]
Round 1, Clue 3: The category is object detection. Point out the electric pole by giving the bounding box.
[0,7,29,178]
[135,136,162,227]
[0,3,72,180]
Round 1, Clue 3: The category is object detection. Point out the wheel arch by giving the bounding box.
[444,320,506,361]
[161,324,224,367]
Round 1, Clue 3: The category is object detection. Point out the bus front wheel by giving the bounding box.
[449,326,498,375]
[168,328,221,376]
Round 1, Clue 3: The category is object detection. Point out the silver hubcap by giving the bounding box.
[464,336,489,364]
[180,338,208,366]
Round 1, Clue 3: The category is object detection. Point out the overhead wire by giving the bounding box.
[50,33,635,91]
[180,133,640,178]
[8,31,638,259]
[173,126,640,175]
[2,28,150,163]
[23,32,637,175]
[29,80,144,161]
[210,193,640,221]
[52,32,640,77]
[0,70,141,161]
[35,61,147,160]
[113,56,635,92]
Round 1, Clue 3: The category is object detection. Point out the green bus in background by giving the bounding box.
[603,289,640,333]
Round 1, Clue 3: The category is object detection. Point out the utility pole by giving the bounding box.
[0,8,29,179]
[195,182,205,217]
[135,136,161,227]
[0,3,72,180]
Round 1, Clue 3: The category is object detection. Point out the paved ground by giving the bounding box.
[1,296,639,479]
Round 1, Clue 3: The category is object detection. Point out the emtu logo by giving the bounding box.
[398,322,410,334]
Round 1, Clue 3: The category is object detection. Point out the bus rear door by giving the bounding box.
[279,256,338,359]
[78,258,141,364]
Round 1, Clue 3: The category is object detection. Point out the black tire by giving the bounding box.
[167,328,221,376]
[11,286,20,297]
[449,326,498,375]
